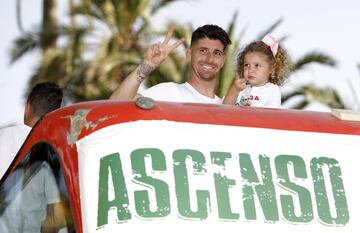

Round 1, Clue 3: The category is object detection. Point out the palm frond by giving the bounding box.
[292,53,336,72]
[255,18,283,40]
[282,85,344,109]
[292,99,310,110]
[167,21,193,46]
[99,51,142,74]
[12,1,344,108]
[9,31,40,64]
[72,4,105,22]
[151,0,179,15]
[16,0,24,33]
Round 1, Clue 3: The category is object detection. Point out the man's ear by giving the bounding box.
[24,102,31,124]
[24,102,30,116]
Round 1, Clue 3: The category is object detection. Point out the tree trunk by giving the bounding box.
[41,0,58,51]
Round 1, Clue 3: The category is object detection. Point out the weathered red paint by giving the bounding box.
[3,100,360,232]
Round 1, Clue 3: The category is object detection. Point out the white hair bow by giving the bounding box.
[262,34,278,57]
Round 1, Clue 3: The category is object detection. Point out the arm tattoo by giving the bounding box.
[136,63,154,82]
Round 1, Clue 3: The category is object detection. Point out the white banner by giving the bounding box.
[76,120,360,233]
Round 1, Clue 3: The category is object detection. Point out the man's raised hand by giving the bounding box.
[144,26,185,67]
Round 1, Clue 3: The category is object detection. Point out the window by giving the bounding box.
[0,142,75,232]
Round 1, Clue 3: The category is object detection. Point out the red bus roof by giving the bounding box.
[9,100,360,232]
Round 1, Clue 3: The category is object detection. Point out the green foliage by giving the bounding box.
[10,30,40,64]
[282,86,345,109]
[10,0,346,109]
[292,53,336,72]
[11,0,185,102]
[284,52,338,109]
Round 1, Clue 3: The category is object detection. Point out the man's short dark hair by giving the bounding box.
[190,24,231,50]
[27,82,63,118]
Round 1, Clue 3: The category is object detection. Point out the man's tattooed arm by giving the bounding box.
[136,63,155,82]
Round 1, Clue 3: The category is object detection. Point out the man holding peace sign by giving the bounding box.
[110,24,231,104]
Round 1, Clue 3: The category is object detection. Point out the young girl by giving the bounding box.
[224,34,290,108]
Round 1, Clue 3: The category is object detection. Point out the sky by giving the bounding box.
[1,0,360,127]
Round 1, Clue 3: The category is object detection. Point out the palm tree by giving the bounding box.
[10,1,345,109]
[10,0,186,102]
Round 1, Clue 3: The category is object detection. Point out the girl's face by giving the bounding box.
[243,52,272,87]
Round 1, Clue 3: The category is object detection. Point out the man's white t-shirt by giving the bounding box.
[236,82,281,108]
[0,124,31,179]
[140,82,222,104]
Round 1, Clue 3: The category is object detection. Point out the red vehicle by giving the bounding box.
[1,99,360,233]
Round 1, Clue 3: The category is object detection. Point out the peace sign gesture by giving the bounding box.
[144,26,185,67]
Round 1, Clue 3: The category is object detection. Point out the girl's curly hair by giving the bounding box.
[236,40,290,86]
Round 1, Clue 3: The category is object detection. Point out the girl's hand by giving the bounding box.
[223,73,247,105]
[232,73,247,92]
